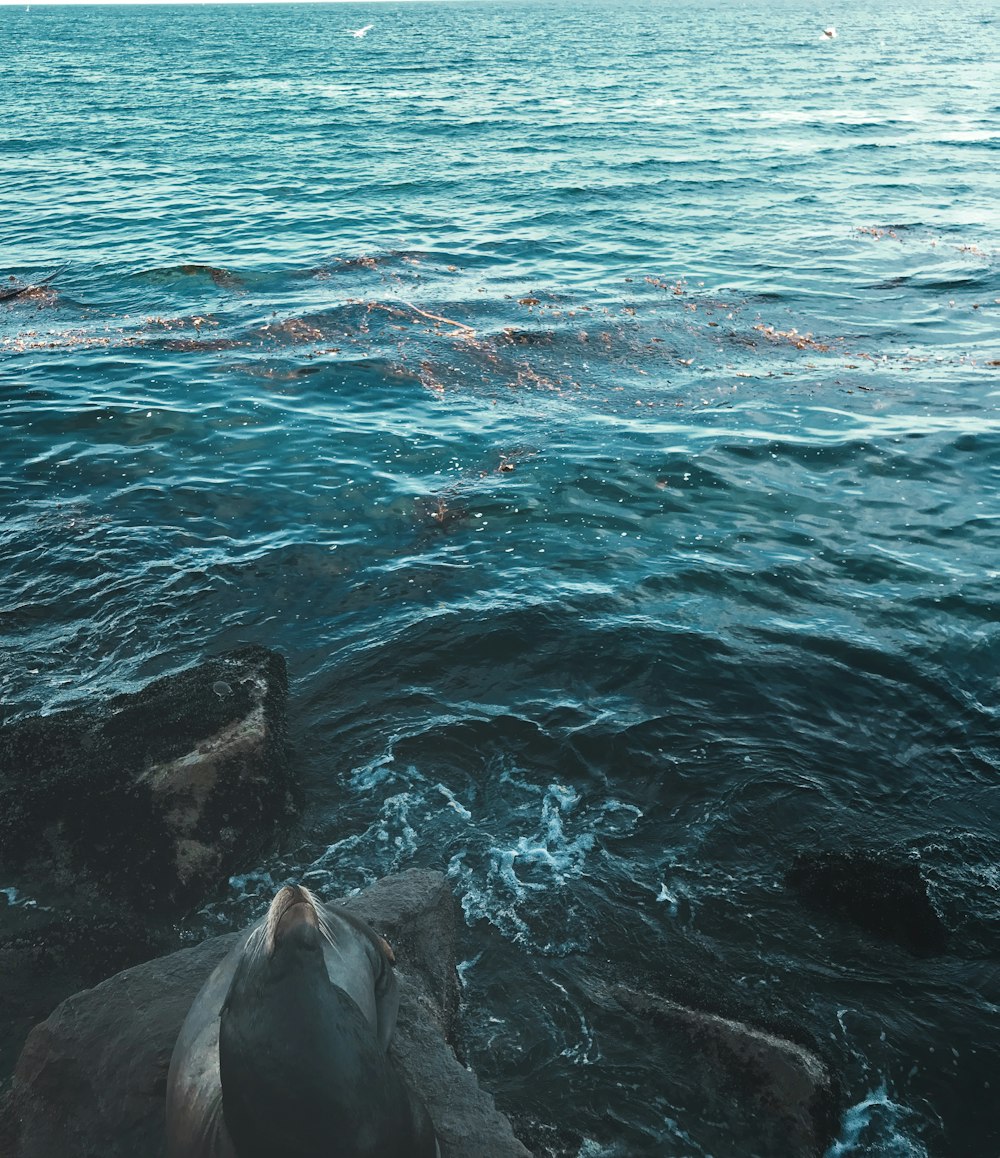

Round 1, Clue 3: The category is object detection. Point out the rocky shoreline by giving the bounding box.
[3,646,950,1156]
[0,646,294,1089]
[0,869,529,1158]
[0,647,536,1155]
[0,644,293,912]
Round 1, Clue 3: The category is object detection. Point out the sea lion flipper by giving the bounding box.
[165,928,256,1158]
[319,901,401,1049]
[165,1082,236,1158]
[375,962,401,1053]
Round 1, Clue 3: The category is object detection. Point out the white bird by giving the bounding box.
[351,24,373,38]
[823,26,837,38]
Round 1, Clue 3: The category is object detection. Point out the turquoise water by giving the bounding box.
[2,1,999,1153]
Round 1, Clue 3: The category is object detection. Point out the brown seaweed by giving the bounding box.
[0,264,68,303]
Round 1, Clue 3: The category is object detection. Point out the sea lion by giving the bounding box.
[165,884,440,1158]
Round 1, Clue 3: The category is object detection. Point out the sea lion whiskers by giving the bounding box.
[292,884,342,953]
[243,922,268,963]
[311,900,342,955]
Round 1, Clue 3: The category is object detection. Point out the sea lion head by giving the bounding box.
[221,883,347,1021]
[260,882,326,958]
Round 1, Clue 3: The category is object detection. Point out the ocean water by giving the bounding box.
[1,0,999,1152]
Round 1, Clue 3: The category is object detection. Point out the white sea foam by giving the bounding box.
[307,791,423,888]
[495,783,594,898]
[825,1085,930,1157]
[456,951,483,989]
[656,881,682,916]
[347,749,400,792]
[447,780,639,951]
[227,869,277,902]
[575,1140,617,1157]
[550,978,601,1066]
[435,782,473,819]
[0,887,38,908]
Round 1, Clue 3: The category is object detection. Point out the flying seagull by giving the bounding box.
[351,24,373,38]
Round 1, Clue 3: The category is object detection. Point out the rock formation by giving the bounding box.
[0,644,291,911]
[0,869,530,1158]
[787,846,947,954]
[580,977,837,1157]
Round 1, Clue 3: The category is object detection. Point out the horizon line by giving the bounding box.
[2,0,476,7]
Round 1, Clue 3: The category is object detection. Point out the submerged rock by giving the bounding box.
[787,847,947,954]
[0,645,291,911]
[618,988,835,1157]
[582,979,837,1158]
[0,870,530,1158]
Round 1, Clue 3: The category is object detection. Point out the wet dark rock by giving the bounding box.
[0,903,168,1077]
[0,869,530,1158]
[575,974,836,1157]
[787,847,947,954]
[176,263,244,289]
[604,984,836,1158]
[509,1116,583,1158]
[0,902,165,984]
[0,645,291,912]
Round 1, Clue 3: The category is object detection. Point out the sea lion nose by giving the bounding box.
[271,883,312,912]
[269,884,319,943]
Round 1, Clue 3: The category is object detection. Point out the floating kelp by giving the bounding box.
[0,264,68,304]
